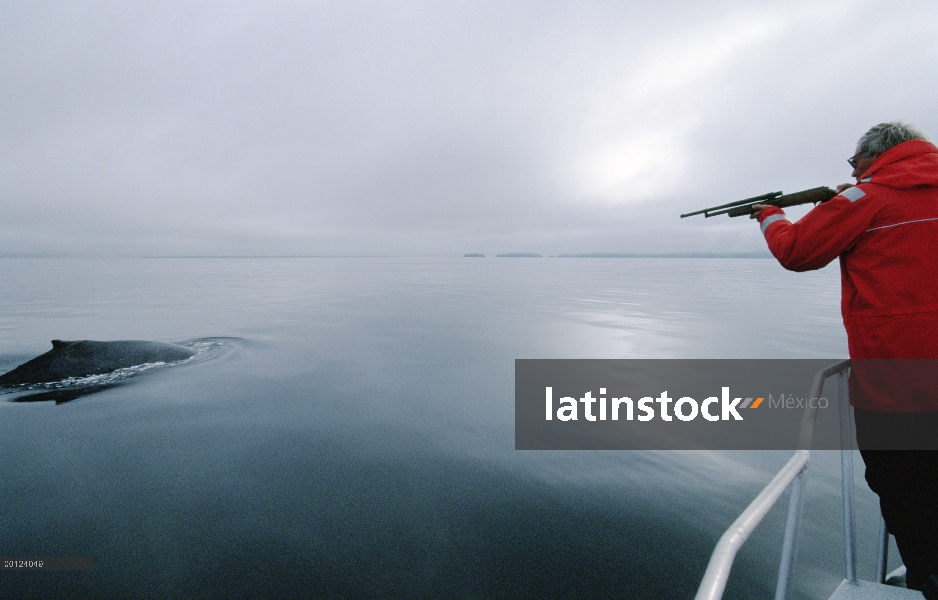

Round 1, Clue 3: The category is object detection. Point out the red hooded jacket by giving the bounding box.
[757,139,938,410]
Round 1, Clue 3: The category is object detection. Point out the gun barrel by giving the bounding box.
[680,191,783,218]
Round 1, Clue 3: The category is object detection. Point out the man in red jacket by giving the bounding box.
[753,122,938,592]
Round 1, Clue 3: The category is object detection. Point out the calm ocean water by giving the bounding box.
[0,257,897,598]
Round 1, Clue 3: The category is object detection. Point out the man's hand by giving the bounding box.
[750,204,770,220]
[836,183,855,194]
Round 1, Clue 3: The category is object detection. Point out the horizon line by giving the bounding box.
[0,252,774,259]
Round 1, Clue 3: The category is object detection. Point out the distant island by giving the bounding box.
[463,253,485,257]
[495,253,542,258]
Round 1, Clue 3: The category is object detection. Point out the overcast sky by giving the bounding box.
[3,0,937,256]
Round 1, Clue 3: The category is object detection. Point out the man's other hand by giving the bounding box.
[750,204,770,220]
[836,183,855,194]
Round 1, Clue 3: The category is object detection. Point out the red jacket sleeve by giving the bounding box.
[756,191,876,272]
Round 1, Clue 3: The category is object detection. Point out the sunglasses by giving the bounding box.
[848,152,865,169]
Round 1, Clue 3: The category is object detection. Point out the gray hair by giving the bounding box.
[856,121,930,157]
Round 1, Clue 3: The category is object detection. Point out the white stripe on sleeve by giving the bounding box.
[761,214,790,234]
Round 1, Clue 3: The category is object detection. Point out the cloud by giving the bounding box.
[1,0,937,256]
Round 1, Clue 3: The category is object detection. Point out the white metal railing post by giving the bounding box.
[838,369,857,582]
[876,517,889,583]
[774,469,806,600]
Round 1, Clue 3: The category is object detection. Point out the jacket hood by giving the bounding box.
[862,139,938,189]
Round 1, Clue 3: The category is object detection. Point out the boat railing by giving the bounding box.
[695,359,888,600]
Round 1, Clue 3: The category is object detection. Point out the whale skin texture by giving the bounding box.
[0,340,196,386]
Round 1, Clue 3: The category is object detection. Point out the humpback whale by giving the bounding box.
[0,340,196,386]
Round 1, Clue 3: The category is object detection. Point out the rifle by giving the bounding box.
[680,186,837,218]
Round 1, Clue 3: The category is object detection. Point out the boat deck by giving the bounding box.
[828,580,921,600]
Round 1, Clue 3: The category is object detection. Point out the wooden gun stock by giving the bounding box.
[727,187,837,218]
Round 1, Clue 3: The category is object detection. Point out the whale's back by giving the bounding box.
[0,340,196,386]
